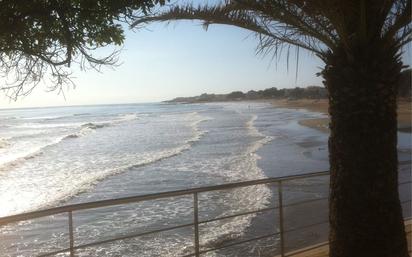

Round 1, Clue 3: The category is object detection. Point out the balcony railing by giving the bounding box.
[0,170,410,257]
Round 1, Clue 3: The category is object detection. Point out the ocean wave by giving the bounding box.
[81,122,109,130]
[142,111,275,257]
[0,112,209,217]
[79,114,137,129]
[23,113,90,120]
[62,113,209,193]
[117,113,138,122]
[15,113,138,130]
[1,122,112,169]
[21,114,81,121]
[0,146,192,216]
[16,122,83,129]
[194,113,275,256]
[62,119,129,140]
[62,134,80,140]
[0,138,61,173]
[0,138,10,149]
[0,131,90,171]
[246,114,275,153]
[187,112,212,143]
[73,113,91,116]
[0,109,277,256]
[0,116,18,120]
[1,115,140,171]
[135,111,275,257]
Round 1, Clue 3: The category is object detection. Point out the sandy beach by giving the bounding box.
[272,99,411,133]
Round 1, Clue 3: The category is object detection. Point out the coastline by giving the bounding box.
[271,99,411,133]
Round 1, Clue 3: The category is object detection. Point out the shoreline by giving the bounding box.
[271,99,411,133]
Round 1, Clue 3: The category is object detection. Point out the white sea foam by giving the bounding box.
[15,122,83,129]
[22,115,70,120]
[0,103,330,257]
[1,108,276,256]
[1,114,140,169]
[0,138,9,149]
[187,112,212,142]
[0,136,65,172]
[62,117,132,140]
[16,113,138,130]
[195,114,275,256]
[117,113,138,122]
[64,113,209,195]
[0,112,208,217]
[246,114,275,152]
[22,112,91,121]
[132,108,277,257]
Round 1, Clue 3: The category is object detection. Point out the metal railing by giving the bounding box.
[0,170,410,257]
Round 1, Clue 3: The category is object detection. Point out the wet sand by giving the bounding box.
[269,99,411,256]
[271,99,411,133]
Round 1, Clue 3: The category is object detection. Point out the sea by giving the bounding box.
[0,102,410,257]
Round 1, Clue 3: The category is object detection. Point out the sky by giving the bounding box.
[0,4,410,108]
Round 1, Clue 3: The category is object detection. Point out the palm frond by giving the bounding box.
[383,0,411,47]
[132,0,411,61]
[132,3,329,58]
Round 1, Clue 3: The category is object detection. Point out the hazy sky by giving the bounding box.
[0,7,410,108]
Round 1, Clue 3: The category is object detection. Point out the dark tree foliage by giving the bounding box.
[167,86,328,102]
[242,86,328,99]
[226,90,245,99]
[0,0,165,99]
[261,87,280,98]
[284,86,304,98]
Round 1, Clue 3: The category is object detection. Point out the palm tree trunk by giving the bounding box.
[323,45,409,257]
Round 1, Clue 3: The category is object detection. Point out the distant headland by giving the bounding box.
[165,86,328,103]
[166,69,411,104]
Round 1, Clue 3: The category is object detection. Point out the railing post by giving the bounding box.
[68,211,75,257]
[278,181,285,257]
[193,192,200,257]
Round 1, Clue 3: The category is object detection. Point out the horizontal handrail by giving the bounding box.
[284,241,330,257]
[38,206,282,257]
[0,170,329,225]
[1,170,410,257]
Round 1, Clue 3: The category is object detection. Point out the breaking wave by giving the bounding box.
[0,105,282,257]
[0,138,9,149]
[0,114,139,171]
[192,114,275,256]
[0,112,209,217]
[62,122,110,140]
[57,113,209,199]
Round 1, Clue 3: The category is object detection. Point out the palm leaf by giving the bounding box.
[132,0,411,59]
[132,3,329,58]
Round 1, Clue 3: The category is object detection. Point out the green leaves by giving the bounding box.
[0,0,166,99]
